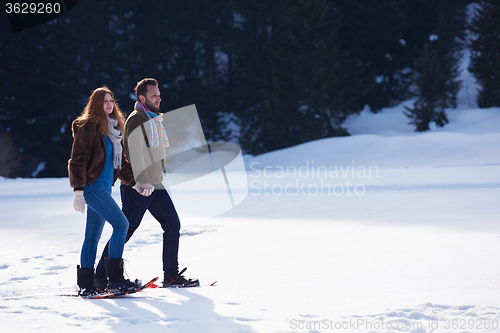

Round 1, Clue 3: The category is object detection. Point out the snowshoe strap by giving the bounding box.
[171,267,187,282]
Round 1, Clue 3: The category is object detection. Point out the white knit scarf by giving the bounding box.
[107,116,123,170]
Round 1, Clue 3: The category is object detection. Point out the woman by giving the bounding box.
[68,86,137,296]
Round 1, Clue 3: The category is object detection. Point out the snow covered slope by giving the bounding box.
[1,102,499,332]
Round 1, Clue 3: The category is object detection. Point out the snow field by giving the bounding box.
[1,103,499,332]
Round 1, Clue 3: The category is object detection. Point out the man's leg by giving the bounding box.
[147,189,181,277]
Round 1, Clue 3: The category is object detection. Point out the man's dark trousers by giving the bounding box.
[95,184,181,278]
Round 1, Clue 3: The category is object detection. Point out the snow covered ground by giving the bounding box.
[1,94,500,331]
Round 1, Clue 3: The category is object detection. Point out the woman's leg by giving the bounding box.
[84,187,129,260]
[80,206,105,269]
[95,184,150,278]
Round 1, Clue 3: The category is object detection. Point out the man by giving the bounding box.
[94,78,199,289]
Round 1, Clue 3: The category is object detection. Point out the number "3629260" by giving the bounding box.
[5,2,62,14]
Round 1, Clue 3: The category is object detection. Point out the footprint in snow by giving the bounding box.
[180,228,216,237]
[46,265,70,271]
[10,276,31,281]
[234,317,262,322]
[42,265,70,275]
[299,314,318,318]
[24,305,50,311]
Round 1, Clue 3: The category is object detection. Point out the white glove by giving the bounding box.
[133,182,154,197]
[73,190,86,213]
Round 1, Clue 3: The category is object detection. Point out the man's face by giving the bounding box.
[141,85,161,112]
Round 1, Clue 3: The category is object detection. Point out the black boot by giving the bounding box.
[163,267,200,288]
[93,274,108,293]
[104,258,138,292]
[77,265,97,296]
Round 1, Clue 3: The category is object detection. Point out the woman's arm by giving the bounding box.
[68,120,94,191]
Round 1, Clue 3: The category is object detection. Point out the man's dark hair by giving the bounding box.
[134,78,158,100]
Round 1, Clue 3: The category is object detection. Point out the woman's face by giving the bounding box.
[103,93,114,115]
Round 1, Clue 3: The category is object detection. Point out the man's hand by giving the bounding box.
[134,182,154,197]
[73,190,86,213]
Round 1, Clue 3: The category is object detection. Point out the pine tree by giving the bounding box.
[404,43,453,131]
[337,0,411,110]
[229,1,283,154]
[234,0,364,154]
[267,0,357,147]
[404,2,466,131]
[468,0,500,107]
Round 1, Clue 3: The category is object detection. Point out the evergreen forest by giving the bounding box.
[0,0,499,178]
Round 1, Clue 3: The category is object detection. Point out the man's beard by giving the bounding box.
[144,99,160,113]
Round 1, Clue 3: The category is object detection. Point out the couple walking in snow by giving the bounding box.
[68,78,198,296]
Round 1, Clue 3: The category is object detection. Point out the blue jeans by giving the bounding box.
[80,187,129,269]
[95,185,181,277]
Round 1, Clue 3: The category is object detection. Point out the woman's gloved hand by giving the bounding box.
[73,190,86,213]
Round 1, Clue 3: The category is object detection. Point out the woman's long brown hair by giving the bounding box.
[75,86,125,134]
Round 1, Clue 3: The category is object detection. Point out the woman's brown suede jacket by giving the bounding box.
[68,118,135,191]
